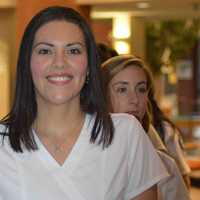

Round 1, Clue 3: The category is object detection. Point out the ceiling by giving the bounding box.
[0,0,15,8]
[76,0,200,19]
[0,0,199,19]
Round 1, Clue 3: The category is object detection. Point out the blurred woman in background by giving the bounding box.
[101,54,191,200]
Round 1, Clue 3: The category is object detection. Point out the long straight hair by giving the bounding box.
[1,6,114,152]
[148,88,177,142]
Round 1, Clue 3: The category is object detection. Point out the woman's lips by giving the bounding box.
[46,73,73,85]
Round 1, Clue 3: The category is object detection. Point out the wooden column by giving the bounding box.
[16,0,91,47]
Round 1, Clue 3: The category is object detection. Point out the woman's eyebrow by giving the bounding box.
[65,42,85,48]
[136,81,147,86]
[33,42,85,49]
[112,81,129,86]
[32,42,54,49]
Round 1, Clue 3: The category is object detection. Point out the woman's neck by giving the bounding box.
[33,103,85,138]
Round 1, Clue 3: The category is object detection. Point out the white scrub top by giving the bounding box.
[0,113,168,200]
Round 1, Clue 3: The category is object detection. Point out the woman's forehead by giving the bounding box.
[112,65,147,82]
[34,21,84,42]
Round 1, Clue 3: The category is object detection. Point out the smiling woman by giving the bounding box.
[0,6,167,200]
[31,20,88,106]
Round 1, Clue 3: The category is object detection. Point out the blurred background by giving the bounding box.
[0,0,200,198]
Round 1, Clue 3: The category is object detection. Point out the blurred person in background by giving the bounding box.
[101,54,191,200]
[149,90,191,188]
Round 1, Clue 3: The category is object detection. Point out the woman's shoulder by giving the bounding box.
[110,113,146,143]
[110,113,141,127]
[0,124,8,140]
[162,121,180,141]
[148,124,167,152]
[0,125,21,196]
[0,124,12,153]
[89,112,140,128]
[0,123,7,132]
[0,124,9,142]
[0,134,17,174]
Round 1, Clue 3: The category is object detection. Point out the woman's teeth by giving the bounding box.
[48,76,72,81]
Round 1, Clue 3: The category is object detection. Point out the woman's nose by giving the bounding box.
[128,90,139,104]
[53,50,66,68]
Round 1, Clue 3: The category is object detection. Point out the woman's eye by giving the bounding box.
[37,48,52,55]
[116,87,127,94]
[137,87,147,93]
[68,48,81,55]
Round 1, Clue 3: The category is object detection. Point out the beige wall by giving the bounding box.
[131,17,146,59]
[0,41,9,119]
[0,8,16,119]
[0,0,16,8]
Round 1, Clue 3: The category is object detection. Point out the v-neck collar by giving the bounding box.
[32,113,90,170]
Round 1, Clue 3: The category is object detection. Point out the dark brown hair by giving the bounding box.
[1,6,114,152]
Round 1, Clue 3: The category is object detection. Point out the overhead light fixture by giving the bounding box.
[114,41,130,54]
[112,14,131,39]
[136,2,150,9]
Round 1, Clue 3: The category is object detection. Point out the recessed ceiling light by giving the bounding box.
[136,2,150,9]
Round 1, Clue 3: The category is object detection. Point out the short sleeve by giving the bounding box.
[0,137,21,200]
[125,119,168,199]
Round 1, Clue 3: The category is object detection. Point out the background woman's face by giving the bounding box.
[109,65,148,121]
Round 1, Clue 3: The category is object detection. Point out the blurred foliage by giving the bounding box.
[146,19,200,74]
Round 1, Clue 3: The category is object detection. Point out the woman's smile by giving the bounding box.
[47,73,73,85]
